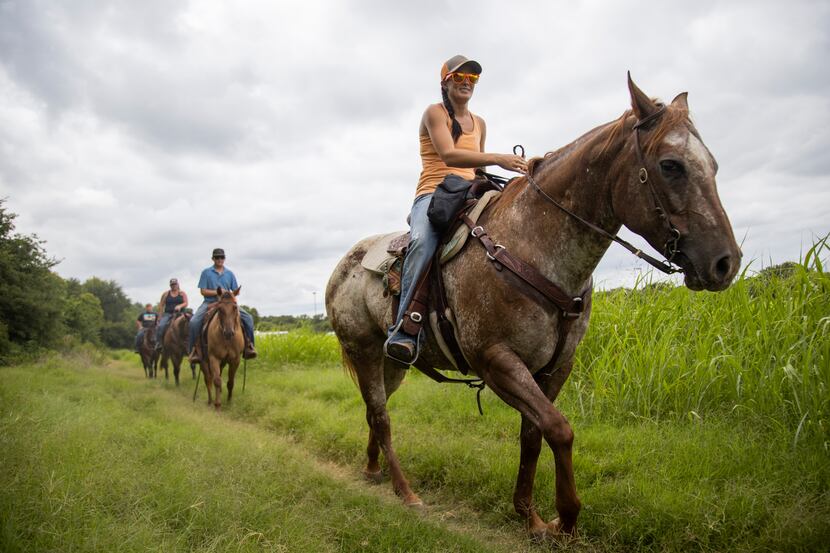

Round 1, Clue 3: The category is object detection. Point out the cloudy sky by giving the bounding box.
[1,0,828,315]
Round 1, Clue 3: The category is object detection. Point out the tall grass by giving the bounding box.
[256,330,341,368]
[574,240,829,444]
[259,242,829,444]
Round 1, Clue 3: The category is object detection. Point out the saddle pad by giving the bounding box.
[439,189,501,264]
[360,231,408,274]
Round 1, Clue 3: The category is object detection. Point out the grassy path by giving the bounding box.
[0,354,530,553]
[3,352,829,552]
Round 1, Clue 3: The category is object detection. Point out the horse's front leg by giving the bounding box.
[211,358,223,410]
[172,355,181,386]
[202,359,214,407]
[513,361,576,537]
[480,344,580,538]
[226,359,238,403]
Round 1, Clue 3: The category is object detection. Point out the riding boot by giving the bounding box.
[188,343,201,363]
[384,320,419,365]
[242,340,257,360]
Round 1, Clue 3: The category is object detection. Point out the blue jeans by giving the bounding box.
[155,313,173,343]
[135,329,146,351]
[188,301,255,352]
[390,193,441,335]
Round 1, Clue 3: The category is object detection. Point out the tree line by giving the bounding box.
[0,199,332,363]
[0,199,147,362]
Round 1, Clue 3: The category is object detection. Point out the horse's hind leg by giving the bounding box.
[349,345,420,506]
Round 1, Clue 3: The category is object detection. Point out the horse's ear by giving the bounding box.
[671,91,689,111]
[627,71,659,120]
[233,286,241,296]
[216,287,223,296]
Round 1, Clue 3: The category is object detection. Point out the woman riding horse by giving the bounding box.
[327,74,740,539]
[384,55,527,363]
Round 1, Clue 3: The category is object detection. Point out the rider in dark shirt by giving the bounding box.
[154,278,189,350]
[134,303,159,353]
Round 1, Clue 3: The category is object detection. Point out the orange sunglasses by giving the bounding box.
[445,72,480,84]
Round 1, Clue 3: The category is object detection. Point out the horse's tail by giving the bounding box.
[339,345,359,386]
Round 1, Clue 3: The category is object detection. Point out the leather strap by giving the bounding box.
[462,215,586,317]
[401,259,432,336]
[430,257,472,375]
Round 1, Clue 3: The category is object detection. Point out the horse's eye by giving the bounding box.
[659,159,685,179]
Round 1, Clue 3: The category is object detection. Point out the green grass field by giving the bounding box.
[2,245,828,552]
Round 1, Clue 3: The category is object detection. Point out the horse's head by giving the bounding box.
[215,286,241,340]
[612,74,741,291]
[144,323,157,346]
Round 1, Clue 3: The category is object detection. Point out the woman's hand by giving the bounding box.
[494,154,528,174]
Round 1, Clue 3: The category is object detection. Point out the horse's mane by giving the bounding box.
[494,102,691,213]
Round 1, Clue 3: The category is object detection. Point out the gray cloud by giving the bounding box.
[1,0,828,314]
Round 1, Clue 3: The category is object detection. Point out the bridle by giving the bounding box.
[217,296,240,339]
[523,106,683,275]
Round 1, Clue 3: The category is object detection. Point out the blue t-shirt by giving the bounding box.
[197,266,239,304]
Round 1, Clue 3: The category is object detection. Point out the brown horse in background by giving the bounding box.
[326,75,741,539]
[138,322,159,379]
[201,287,244,410]
[159,311,191,385]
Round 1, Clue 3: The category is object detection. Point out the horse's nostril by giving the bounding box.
[714,255,732,280]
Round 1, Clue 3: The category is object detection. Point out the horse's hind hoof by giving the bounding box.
[362,469,383,484]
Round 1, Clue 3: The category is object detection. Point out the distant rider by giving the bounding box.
[134,303,159,353]
[188,248,257,361]
[154,277,189,351]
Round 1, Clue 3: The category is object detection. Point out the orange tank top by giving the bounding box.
[415,105,481,198]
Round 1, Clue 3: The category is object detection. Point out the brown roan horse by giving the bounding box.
[159,311,191,385]
[202,287,244,410]
[139,322,159,379]
[325,75,741,539]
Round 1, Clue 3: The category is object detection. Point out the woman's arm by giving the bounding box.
[423,105,526,173]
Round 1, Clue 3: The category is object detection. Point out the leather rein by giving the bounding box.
[415,109,684,410]
[525,106,682,275]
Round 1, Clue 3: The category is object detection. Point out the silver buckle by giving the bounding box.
[410,312,422,323]
[471,225,484,237]
[486,244,505,261]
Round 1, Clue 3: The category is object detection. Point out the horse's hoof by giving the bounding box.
[546,518,577,540]
[403,495,424,509]
[362,469,383,484]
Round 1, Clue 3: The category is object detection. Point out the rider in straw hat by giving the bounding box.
[384,55,527,364]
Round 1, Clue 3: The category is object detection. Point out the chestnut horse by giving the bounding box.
[138,322,158,379]
[201,287,244,410]
[325,75,741,539]
[159,311,191,385]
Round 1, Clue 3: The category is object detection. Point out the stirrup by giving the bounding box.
[383,321,420,365]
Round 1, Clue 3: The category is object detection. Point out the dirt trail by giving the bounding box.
[111,359,543,553]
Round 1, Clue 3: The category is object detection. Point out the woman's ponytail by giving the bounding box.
[441,86,462,143]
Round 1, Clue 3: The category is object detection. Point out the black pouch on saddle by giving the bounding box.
[427,174,473,232]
